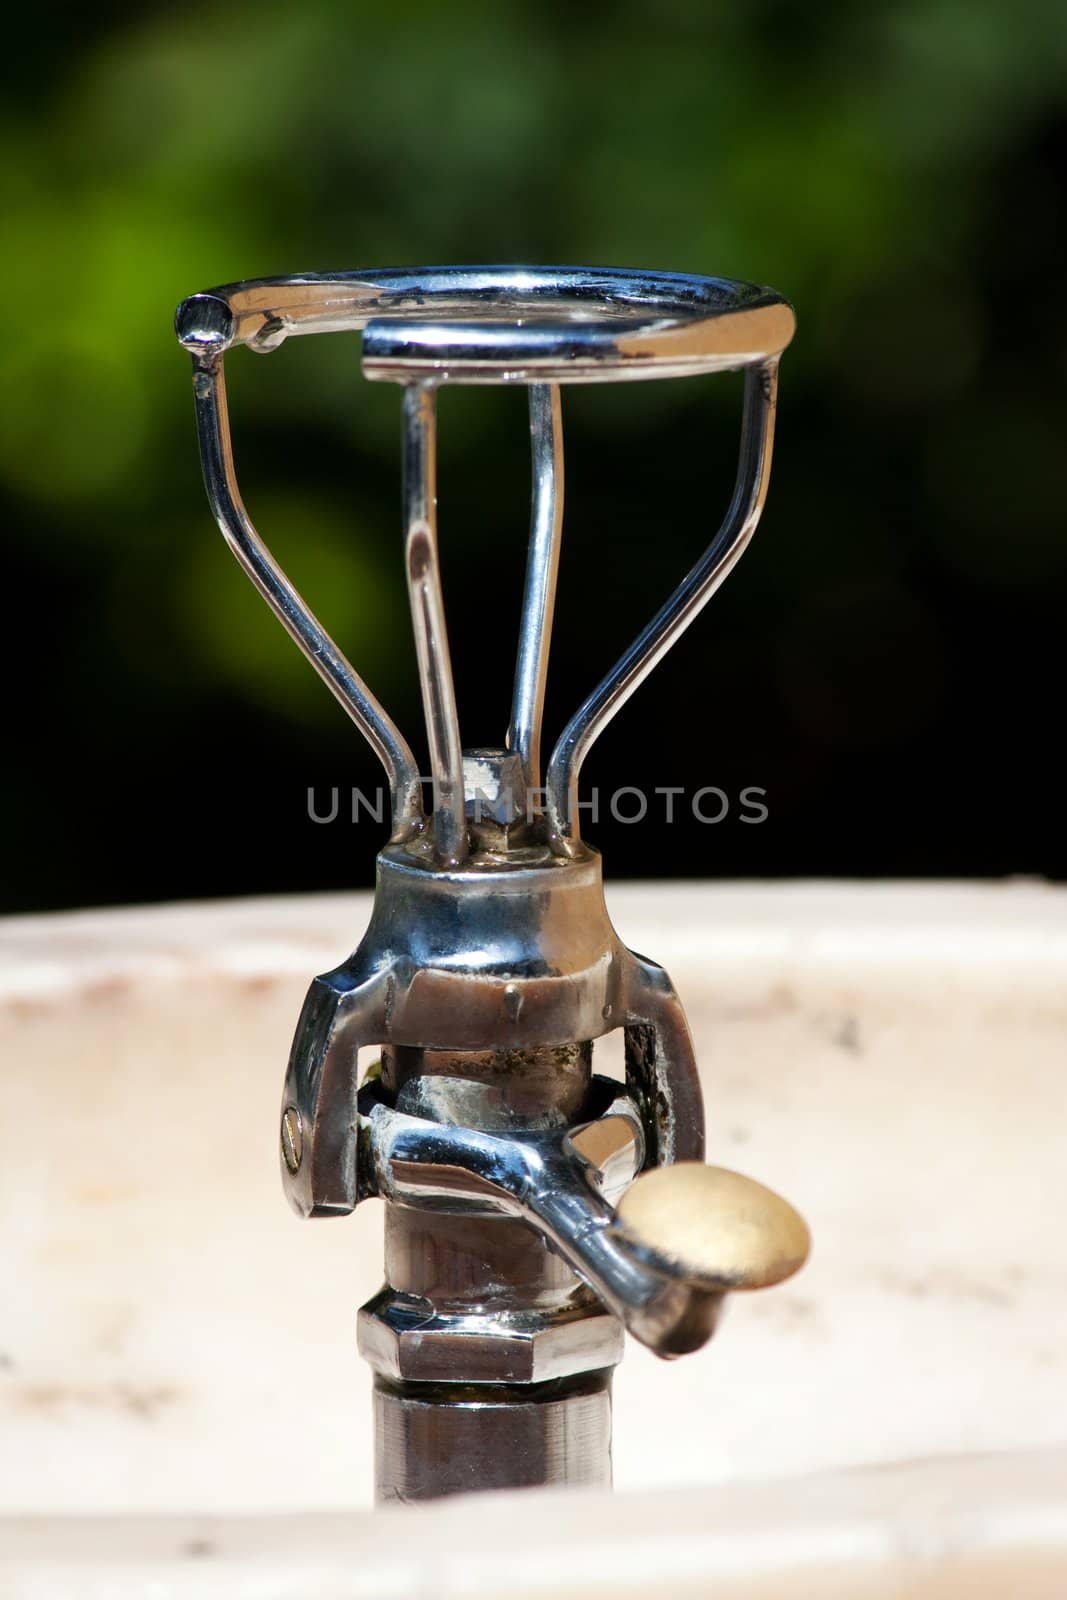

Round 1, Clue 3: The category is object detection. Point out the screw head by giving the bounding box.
[281,1105,303,1174]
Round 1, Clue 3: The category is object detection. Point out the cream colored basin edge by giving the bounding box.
[1,881,1065,1593]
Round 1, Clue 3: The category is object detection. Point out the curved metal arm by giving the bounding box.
[188,356,423,835]
[403,383,467,865]
[545,361,779,851]
[508,384,564,792]
[370,1103,721,1358]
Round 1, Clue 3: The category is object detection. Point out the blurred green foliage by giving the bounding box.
[2,0,1065,909]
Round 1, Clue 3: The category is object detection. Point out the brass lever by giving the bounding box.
[616,1163,810,1293]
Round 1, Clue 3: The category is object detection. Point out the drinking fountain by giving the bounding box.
[173,267,809,1502]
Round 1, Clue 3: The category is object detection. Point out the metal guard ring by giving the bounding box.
[174,265,795,384]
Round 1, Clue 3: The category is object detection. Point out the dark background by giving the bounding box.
[4,1,1064,914]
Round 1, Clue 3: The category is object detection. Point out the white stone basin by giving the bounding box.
[2,882,1065,1595]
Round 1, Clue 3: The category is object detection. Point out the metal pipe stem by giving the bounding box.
[361,1041,621,1501]
[374,1371,612,1502]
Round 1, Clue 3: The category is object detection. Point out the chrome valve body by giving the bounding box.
[176,266,807,1501]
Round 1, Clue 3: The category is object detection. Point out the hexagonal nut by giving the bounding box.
[462,748,527,827]
[358,1289,622,1384]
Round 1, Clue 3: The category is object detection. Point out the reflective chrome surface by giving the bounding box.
[508,383,564,793]
[374,1371,612,1503]
[187,358,423,835]
[277,845,704,1221]
[177,266,792,848]
[402,383,466,865]
[360,1202,623,1385]
[175,263,804,1502]
[175,265,794,379]
[366,1096,732,1359]
[545,363,778,849]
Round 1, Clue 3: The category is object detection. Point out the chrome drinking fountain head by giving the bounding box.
[175,266,807,1502]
